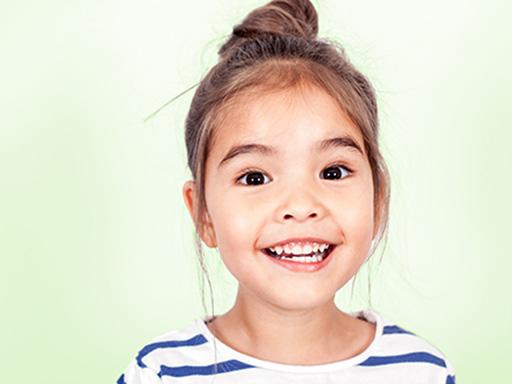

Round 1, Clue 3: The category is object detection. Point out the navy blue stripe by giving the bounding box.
[383,325,415,335]
[158,359,255,377]
[116,373,126,384]
[446,374,456,384]
[137,334,208,368]
[359,352,447,368]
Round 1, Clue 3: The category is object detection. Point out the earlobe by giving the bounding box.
[373,208,380,240]
[182,180,217,249]
[373,188,384,240]
[202,213,217,249]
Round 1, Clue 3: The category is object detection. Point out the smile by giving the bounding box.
[261,244,337,272]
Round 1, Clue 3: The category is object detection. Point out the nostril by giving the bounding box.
[283,212,318,220]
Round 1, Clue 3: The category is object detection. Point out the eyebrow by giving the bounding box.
[218,135,364,168]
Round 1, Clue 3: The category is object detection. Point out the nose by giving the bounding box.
[275,185,326,223]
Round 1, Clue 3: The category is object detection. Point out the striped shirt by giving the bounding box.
[117,308,456,383]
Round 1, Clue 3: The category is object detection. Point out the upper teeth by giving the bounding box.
[268,242,330,256]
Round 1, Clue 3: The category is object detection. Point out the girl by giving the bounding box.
[117,0,456,382]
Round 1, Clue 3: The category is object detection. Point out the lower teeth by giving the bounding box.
[280,252,326,263]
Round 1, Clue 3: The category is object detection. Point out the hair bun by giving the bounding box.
[219,0,318,57]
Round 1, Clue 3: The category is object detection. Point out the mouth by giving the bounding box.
[261,243,336,264]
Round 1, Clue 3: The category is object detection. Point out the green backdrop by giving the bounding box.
[1,0,510,382]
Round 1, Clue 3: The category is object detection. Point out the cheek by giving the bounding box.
[208,191,261,251]
[228,198,258,225]
[334,185,375,242]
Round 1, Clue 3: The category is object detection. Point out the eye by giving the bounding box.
[237,170,271,186]
[320,164,353,180]
[235,164,353,186]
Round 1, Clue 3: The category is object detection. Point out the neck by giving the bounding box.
[207,285,372,365]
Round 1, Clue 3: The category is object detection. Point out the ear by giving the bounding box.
[182,180,217,248]
[372,180,386,240]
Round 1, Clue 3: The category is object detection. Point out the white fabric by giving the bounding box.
[117,308,456,383]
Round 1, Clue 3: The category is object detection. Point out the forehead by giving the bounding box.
[209,84,365,159]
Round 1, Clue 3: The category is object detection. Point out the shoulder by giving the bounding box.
[137,319,210,372]
[118,318,212,383]
[365,309,456,383]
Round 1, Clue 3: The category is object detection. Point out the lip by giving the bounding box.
[261,244,337,273]
[263,237,334,249]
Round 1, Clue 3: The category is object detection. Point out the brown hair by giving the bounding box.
[184,0,390,329]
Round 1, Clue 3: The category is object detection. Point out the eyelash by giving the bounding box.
[235,163,355,186]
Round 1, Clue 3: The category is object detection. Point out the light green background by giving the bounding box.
[1,0,510,382]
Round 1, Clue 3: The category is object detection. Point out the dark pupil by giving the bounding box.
[245,167,342,185]
[246,172,265,185]
[323,166,341,179]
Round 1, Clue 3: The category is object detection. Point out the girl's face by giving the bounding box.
[184,84,377,311]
